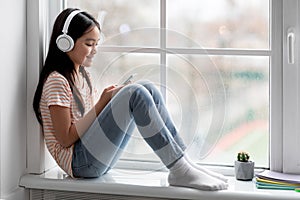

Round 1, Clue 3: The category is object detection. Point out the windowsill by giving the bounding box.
[19,167,300,200]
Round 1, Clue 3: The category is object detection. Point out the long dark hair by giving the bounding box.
[33,8,101,125]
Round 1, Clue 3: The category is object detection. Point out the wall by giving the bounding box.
[0,0,28,199]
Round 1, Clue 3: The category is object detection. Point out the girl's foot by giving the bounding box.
[184,155,228,183]
[168,157,228,191]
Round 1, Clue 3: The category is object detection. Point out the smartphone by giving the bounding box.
[122,73,137,85]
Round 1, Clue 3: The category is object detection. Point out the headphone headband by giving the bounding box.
[62,10,82,34]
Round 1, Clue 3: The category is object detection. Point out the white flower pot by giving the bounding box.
[234,160,254,181]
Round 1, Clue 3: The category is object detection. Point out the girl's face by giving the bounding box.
[67,26,100,69]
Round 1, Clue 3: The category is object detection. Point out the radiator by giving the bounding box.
[29,189,173,200]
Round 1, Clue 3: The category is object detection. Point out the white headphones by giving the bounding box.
[56,10,82,52]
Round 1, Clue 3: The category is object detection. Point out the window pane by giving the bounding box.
[167,0,269,49]
[90,53,160,90]
[167,55,269,167]
[89,52,162,163]
[67,0,160,47]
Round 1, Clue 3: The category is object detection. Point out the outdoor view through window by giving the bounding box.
[66,0,269,168]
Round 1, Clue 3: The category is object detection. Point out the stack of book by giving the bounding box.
[256,170,300,190]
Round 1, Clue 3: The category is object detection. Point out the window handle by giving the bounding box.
[287,28,295,64]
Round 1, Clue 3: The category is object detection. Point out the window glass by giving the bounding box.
[89,53,161,164]
[90,53,160,90]
[67,0,160,47]
[167,55,269,167]
[167,0,269,49]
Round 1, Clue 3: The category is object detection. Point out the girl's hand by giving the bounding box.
[98,85,124,106]
[49,85,124,148]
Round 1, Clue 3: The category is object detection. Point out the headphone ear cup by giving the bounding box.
[56,34,74,52]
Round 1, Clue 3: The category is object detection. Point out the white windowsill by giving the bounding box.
[19,167,300,200]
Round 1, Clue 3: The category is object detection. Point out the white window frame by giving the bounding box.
[26,0,65,174]
[27,0,300,175]
[270,0,283,173]
[282,0,300,174]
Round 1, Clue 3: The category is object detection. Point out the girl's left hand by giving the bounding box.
[98,84,124,106]
[111,84,124,97]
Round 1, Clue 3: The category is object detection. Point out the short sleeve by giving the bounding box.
[43,73,72,108]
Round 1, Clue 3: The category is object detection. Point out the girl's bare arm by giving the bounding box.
[50,85,123,148]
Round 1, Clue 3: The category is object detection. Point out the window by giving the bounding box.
[27,0,300,175]
[66,0,270,169]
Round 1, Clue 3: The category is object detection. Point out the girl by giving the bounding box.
[33,8,228,191]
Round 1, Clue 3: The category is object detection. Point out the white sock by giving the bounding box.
[168,157,228,191]
[184,155,228,183]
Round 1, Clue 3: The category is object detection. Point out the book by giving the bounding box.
[256,170,300,190]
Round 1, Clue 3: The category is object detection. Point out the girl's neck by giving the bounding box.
[75,68,85,89]
[75,65,80,74]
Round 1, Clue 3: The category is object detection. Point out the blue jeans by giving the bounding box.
[72,81,186,178]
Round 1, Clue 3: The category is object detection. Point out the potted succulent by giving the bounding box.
[234,151,254,181]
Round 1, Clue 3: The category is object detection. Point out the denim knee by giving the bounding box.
[128,83,153,104]
[136,80,157,92]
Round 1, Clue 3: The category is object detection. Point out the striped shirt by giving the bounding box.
[40,71,95,177]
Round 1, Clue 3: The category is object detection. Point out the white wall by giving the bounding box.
[0,0,28,199]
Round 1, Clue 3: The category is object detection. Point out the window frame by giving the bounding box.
[27,0,295,175]
[26,0,65,174]
[282,0,300,174]
[270,0,283,173]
